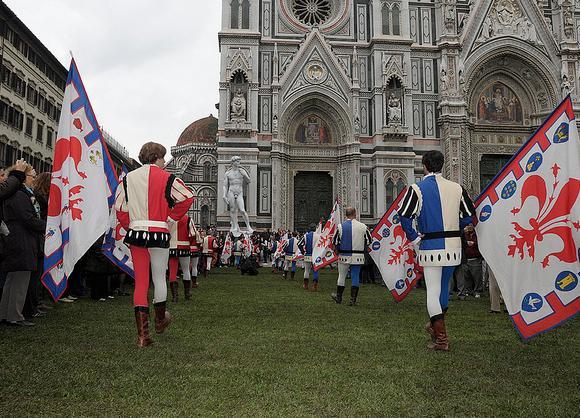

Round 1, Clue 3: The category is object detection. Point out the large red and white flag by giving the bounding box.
[102,165,134,278]
[369,189,419,302]
[475,96,579,339]
[313,200,341,271]
[273,236,288,260]
[221,234,233,264]
[42,60,118,300]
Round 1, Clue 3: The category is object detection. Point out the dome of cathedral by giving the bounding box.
[176,115,218,146]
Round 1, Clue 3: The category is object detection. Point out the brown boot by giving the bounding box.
[154,301,172,334]
[191,276,199,288]
[183,280,192,300]
[291,271,295,280]
[310,282,318,292]
[303,279,309,290]
[428,318,449,351]
[425,321,436,344]
[170,282,178,303]
[134,307,153,348]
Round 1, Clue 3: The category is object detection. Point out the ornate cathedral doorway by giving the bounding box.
[479,154,512,191]
[293,172,333,232]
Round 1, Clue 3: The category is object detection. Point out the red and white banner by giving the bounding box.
[242,233,252,257]
[102,165,134,278]
[221,234,233,264]
[42,60,117,300]
[313,200,341,271]
[475,96,579,339]
[273,236,288,260]
[369,189,419,302]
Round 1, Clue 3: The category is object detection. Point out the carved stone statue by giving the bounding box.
[223,156,253,237]
[230,89,247,121]
[388,93,402,124]
[440,68,449,92]
[561,74,575,97]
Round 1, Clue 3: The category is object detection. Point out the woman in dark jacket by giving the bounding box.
[0,164,46,326]
[23,172,51,319]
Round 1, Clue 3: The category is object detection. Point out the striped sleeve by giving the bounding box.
[459,187,475,218]
[364,228,372,247]
[333,225,342,247]
[398,186,420,218]
[168,177,195,222]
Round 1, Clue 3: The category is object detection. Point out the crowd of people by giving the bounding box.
[0,146,505,353]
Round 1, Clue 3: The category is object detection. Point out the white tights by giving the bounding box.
[190,256,199,277]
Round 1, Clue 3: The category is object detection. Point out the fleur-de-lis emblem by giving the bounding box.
[508,164,579,268]
[387,224,415,266]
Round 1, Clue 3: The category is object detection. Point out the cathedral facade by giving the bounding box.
[214,0,579,232]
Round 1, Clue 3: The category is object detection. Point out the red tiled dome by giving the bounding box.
[176,115,218,146]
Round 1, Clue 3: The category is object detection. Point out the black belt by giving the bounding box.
[422,231,461,240]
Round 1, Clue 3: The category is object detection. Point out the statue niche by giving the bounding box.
[386,78,403,126]
[230,70,248,122]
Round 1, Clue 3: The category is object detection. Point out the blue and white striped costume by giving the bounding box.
[334,219,372,287]
[398,173,475,317]
[298,231,320,282]
[283,236,298,272]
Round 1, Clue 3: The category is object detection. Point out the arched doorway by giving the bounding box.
[293,171,333,232]
[200,205,210,229]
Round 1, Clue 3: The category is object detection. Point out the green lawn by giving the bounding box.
[1,267,578,417]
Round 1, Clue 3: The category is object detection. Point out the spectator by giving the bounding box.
[463,224,484,298]
[0,164,46,326]
[23,172,51,319]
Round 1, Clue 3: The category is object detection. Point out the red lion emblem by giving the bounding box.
[508,164,579,268]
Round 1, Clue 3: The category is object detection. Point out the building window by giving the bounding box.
[231,0,240,29]
[46,128,53,148]
[241,0,250,29]
[203,161,212,182]
[392,4,400,36]
[382,3,401,36]
[385,176,406,208]
[292,0,332,26]
[0,101,8,123]
[38,93,46,113]
[382,5,390,35]
[25,115,33,136]
[36,122,44,143]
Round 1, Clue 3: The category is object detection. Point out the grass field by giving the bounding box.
[0,267,578,417]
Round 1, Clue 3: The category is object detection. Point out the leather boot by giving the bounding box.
[135,307,153,348]
[425,321,436,344]
[183,280,192,300]
[191,276,198,288]
[331,285,345,304]
[303,279,309,290]
[428,317,449,351]
[348,286,359,306]
[291,271,295,279]
[170,282,178,303]
[154,301,172,334]
[283,271,288,280]
[310,282,318,292]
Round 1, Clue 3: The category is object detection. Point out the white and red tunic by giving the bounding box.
[202,235,217,256]
[114,164,194,248]
[169,215,191,257]
[189,219,201,256]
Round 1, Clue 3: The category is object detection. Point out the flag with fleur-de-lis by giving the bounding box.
[475,96,579,340]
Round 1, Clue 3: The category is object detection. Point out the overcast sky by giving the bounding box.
[4,0,222,160]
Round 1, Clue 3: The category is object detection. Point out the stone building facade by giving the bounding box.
[166,115,219,229]
[0,3,67,173]
[215,0,579,231]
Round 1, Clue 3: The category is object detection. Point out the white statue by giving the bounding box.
[388,93,402,124]
[230,89,247,121]
[223,156,253,237]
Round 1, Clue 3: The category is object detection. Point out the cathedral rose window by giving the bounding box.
[292,0,332,26]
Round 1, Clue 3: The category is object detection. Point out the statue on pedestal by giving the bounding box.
[388,93,402,124]
[223,156,253,237]
[230,89,247,121]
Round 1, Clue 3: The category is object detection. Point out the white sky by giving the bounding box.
[4,0,222,160]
